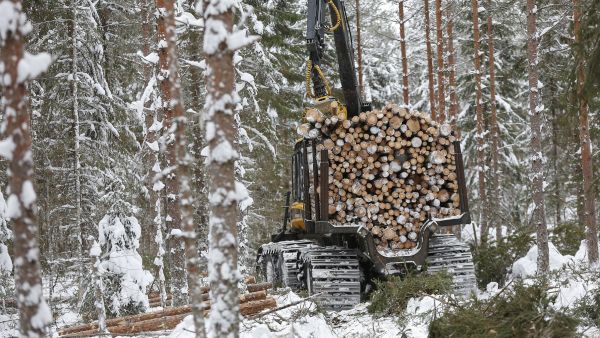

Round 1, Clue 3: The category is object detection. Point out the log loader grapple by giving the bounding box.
[256,0,476,310]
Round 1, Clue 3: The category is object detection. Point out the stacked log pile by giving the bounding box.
[58,277,275,336]
[299,103,461,252]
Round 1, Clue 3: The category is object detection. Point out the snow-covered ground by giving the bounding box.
[167,291,444,338]
[167,238,600,338]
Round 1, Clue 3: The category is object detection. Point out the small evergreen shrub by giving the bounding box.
[368,272,453,316]
[429,279,580,338]
[550,221,585,256]
[472,228,533,288]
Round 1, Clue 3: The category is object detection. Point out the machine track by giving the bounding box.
[426,233,477,297]
[299,248,361,310]
[258,240,316,289]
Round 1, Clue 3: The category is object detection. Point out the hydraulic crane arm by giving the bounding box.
[306,0,370,118]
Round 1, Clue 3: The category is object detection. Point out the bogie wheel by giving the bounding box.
[260,254,278,284]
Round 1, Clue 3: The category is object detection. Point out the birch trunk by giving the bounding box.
[526,0,549,273]
[155,0,187,306]
[424,0,437,120]
[573,0,599,264]
[485,0,500,241]
[445,2,459,135]
[471,0,488,244]
[355,0,364,97]
[204,0,241,336]
[399,0,410,105]
[434,0,445,123]
[0,1,51,336]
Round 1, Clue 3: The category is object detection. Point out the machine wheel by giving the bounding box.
[259,254,279,285]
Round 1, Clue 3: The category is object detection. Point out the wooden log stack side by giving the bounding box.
[59,279,275,336]
[299,103,461,252]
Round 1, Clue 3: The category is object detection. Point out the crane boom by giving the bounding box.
[306,0,370,118]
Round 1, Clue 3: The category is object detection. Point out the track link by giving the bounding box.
[299,248,361,310]
[426,233,477,296]
[259,240,316,289]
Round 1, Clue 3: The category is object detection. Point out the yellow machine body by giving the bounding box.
[289,201,306,230]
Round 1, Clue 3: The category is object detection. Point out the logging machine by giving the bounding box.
[256,0,476,309]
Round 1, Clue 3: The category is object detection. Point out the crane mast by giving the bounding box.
[306,0,370,118]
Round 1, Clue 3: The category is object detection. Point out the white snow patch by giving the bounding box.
[511,242,574,277]
[17,52,52,83]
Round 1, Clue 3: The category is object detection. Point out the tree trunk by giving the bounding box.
[140,0,168,309]
[424,0,437,120]
[0,1,51,336]
[90,243,107,334]
[71,0,86,302]
[551,98,562,226]
[445,2,459,135]
[399,0,410,105]
[471,0,488,244]
[355,0,364,97]
[204,0,241,335]
[434,0,445,123]
[485,0,500,241]
[526,0,549,273]
[182,9,208,337]
[155,0,187,306]
[573,0,599,264]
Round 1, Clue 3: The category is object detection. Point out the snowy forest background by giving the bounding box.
[1,0,600,336]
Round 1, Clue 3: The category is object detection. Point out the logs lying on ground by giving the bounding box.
[299,103,460,252]
[59,278,275,336]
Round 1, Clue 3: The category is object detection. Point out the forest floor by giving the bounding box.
[2,237,600,337]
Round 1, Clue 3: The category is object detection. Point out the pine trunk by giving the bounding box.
[355,0,364,97]
[399,0,410,105]
[90,245,107,334]
[0,1,51,336]
[142,0,168,308]
[573,0,599,264]
[204,0,241,336]
[445,3,459,135]
[155,0,187,306]
[526,0,549,273]
[71,0,86,302]
[434,0,445,123]
[471,0,488,243]
[424,0,437,120]
[486,0,500,241]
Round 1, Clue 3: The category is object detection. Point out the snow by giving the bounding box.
[0,138,15,160]
[97,214,153,315]
[209,140,239,163]
[17,52,52,83]
[511,242,574,278]
[20,180,36,208]
[6,193,21,219]
[0,243,12,272]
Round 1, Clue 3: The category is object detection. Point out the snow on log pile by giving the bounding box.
[299,103,461,252]
[58,277,276,336]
